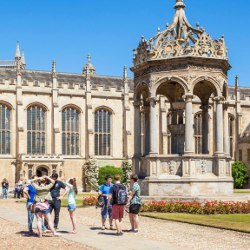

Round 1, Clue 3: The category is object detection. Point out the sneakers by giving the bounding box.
[102,225,114,230]
[116,232,123,236]
[53,233,61,237]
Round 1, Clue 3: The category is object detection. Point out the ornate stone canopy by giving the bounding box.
[133,0,228,66]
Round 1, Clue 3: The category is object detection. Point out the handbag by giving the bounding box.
[28,203,35,213]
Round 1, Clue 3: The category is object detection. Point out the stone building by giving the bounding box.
[0,48,134,188]
[131,0,250,195]
[0,0,250,193]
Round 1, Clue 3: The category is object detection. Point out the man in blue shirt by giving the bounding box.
[99,175,113,230]
[23,175,37,235]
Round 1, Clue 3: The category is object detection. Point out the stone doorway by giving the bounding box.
[36,166,49,177]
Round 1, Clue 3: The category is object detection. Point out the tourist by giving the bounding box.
[14,182,19,198]
[108,174,127,236]
[14,181,23,199]
[99,175,113,230]
[60,178,78,234]
[128,174,141,233]
[23,175,37,235]
[46,173,67,230]
[31,176,60,237]
[1,178,9,199]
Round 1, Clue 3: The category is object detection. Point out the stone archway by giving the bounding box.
[156,80,186,155]
[36,166,49,177]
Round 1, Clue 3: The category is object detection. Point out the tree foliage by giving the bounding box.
[98,165,123,185]
[232,161,249,189]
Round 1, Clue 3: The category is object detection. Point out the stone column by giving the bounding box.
[51,60,60,155]
[160,97,168,155]
[201,105,210,154]
[184,94,194,154]
[86,75,94,159]
[140,107,145,156]
[149,97,158,155]
[223,102,229,156]
[214,97,224,155]
[133,101,141,158]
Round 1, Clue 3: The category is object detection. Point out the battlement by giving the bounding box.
[0,68,134,94]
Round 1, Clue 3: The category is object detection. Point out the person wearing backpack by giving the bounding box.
[108,174,127,236]
[128,174,141,233]
[98,175,113,230]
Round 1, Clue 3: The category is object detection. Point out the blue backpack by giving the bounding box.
[115,184,128,205]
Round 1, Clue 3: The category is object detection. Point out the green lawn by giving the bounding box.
[234,189,250,194]
[142,213,250,233]
[61,193,97,207]
[16,193,98,208]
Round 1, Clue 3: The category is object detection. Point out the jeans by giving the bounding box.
[45,198,61,229]
[27,203,47,232]
[2,188,8,199]
[26,203,35,232]
[101,204,112,220]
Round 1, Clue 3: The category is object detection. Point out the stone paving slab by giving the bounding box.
[0,205,184,250]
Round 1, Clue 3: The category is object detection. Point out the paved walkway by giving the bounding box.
[0,199,249,250]
[0,201,182,250]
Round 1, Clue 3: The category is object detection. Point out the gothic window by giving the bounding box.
[228,115,234,158]
[0,104,11,154]
[27,106,46,155]
[62,107,80,155]
[94,109,111,156]
[194,112,203,155]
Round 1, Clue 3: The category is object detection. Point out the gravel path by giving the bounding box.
[0,217,93,250]
[0,199,249,250]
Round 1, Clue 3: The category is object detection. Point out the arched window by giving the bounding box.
[62,107,80,155]
[228,115,234,157]
[94,109,111,156]
[0,104,11,154]
[27,106,46,155]
[194,112,203,155]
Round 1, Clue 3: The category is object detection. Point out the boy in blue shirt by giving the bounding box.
[98,175,113,230]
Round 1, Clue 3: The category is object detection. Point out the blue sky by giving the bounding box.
[0,0,249,86]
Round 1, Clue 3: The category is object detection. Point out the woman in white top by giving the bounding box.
[60,177,78,234]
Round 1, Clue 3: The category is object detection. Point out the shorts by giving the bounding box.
[129,204,141,214]
[101,204,112,220]
[35,207,50,215]
[68,203,76,211]
[112,204,124,220]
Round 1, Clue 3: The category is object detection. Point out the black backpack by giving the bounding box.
[96,195,105,208]
[113,184,128,205]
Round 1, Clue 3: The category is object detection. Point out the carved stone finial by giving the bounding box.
[123,65,127,80]
[15,41,21,59]
[235,75,239,88]
[175,0,185,9]
[83,54,96,75]
[21,50,26,66]
[87,54,91,63]
[52,60,56,76]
